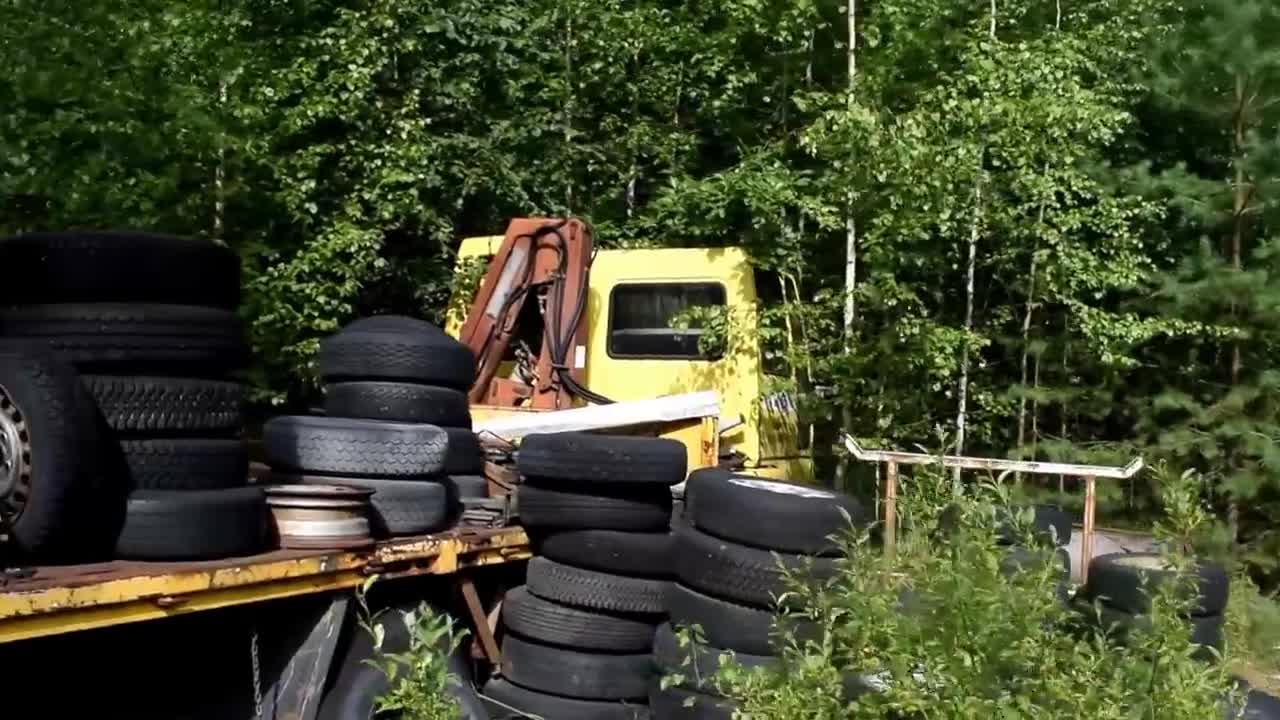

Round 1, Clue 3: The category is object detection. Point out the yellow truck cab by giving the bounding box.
[446,235,814,482]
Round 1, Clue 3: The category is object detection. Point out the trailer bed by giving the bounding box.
[0,526,530,644]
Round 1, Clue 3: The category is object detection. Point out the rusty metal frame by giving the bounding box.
[843,435,1143,582]
[0,528,531,644]
[458,217,593,410]
[458,577,502,665]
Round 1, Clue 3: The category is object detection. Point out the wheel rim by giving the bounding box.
[0,383,32,526]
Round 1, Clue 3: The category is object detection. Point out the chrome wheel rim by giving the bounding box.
[0,384,32,525]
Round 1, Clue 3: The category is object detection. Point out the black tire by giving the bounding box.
[1001,546,1071,605]
[501,635,651,701]
[84,376,244,434]
[666,584,796,657]
[339,315,449,336]
[502,586,658,652]
[288,474,451,536]
[318,664,489,720]
[1000,545,1070,578]
[0,231,241,309]
[0,349,103,558]
[320,597,490,720]
[652,622,776,693]
[114,486,267,560]
[534,530,673,578]
[0,304,248,372]
[648,687,733,720]
[1240,689,1280,720]
[996,503,1073,546]
[319,327,475,389]
[1076,599,1224,654]
[451,474,489,498]
[526,557,668,614]
[673,525,837,608]
[263,415,448,478]
[1083,552,1229,616]
[445,427,484,475]
[481,678,649,720]
[685,469,866,555]
[517,432,687,486]
[324,382,471,427]
[119,438,248,491]
[517,482,671,532]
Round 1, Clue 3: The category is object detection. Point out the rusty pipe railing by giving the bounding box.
[842,435,1144,583]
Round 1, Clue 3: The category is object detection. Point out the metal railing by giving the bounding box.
[843,435,1144,583]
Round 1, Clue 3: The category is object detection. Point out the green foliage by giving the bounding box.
[666,466,1239,718]
[1226,572,1280,680]
[5,0,1280,587]
[1115,0,1280,581]
[355,578,465,720]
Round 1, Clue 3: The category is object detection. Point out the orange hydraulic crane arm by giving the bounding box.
[457,217,610,410]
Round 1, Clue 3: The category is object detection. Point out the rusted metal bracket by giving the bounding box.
[843,435,1143,582]
[482,460,519,499]
[459,578,501,665]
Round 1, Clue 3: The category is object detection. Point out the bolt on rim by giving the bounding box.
[0,383,32,525]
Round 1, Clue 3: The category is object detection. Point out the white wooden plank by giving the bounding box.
[474,391,720,439]
[843,435,1143,479]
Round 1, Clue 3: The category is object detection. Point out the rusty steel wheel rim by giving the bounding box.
[0,383,32,526]
[263,484,375,550]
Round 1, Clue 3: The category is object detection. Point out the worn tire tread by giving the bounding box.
[517,432,687,486]
[263,415,448,478]
[518,483,671,532]
[673,525,837,609]
[119,438,248,491]
[85,376,243,433]
[526,557,668,614]
[502,586,658,652]
[501,635,652,700]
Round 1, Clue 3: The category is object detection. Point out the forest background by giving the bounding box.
[4,0,1280,583]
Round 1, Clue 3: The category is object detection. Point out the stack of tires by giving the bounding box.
[1074,552,1229,659]
[656,470,868,718]
[482,432,686,720]
[321,316,488,500]
[262,316,478,537]
[0,231,266,562]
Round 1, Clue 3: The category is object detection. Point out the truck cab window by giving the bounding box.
[607,282,727,359]
[752,269,791,378]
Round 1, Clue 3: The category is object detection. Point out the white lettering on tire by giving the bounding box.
[727,476,835,499]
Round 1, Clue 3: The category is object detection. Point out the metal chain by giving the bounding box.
[250,626,263,719]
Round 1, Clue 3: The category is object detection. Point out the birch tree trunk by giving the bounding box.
[214,77,226,240]
[842,0,858,348]
[954,159,982,477]
[1014,214,1040,483]
[1015,1,1061,483]
[843,0,858,339]
[1031,353,1041,458]
[837,0,858,488]
[1227,71,1250,540]
[1060,327,1069,493]
[954,0,997,481]
[1015,157,1053,478]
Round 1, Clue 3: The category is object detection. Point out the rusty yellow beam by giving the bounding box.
[0,567,369,643]
[0,529,529,644]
